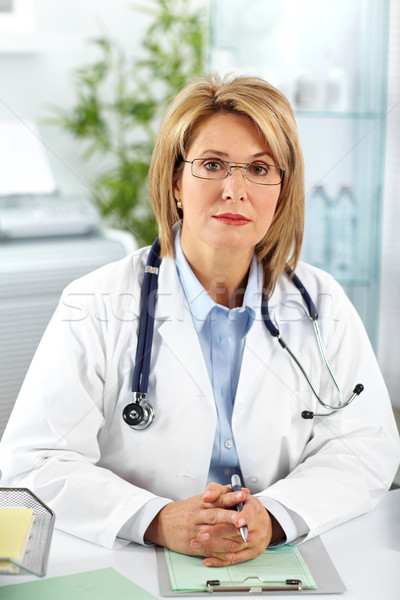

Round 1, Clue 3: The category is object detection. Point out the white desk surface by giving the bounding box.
[1,489,399,599]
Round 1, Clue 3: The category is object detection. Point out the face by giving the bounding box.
[174,112,281,262]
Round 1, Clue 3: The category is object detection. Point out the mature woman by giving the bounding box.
[1,75,399,567]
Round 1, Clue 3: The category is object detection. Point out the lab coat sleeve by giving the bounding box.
[118,497,172,545]
[256,270,400,541]
[0,267,166,549]
[258,496,309,544]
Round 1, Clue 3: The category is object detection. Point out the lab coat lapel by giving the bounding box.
[155,257,213,399]
[235,307,275,407]
[234,279,285,411]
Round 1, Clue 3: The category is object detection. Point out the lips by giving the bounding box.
[212,213,251,226]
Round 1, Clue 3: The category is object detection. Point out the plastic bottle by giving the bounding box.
[325,67,349,112]
[294,72,318,109]
[303,184,329,268]
[328,185,358,280]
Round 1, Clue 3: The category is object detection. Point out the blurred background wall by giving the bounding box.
[0,0,153,196]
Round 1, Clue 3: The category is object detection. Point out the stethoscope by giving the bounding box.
[122,238,364,430]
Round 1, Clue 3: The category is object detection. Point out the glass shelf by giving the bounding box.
[209,0,390,347]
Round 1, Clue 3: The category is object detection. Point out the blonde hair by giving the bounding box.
[148,74,304,296]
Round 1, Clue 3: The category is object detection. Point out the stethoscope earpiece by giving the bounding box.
[301,411,314,419]
[300,383,365,420]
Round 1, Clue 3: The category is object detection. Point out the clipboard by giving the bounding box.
[156,536,346,595]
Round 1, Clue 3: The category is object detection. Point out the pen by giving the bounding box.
[231,474,248,543]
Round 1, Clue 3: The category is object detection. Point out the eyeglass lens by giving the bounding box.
[190,158,283,185]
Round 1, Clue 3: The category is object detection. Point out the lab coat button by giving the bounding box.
[225,439,233,449]
[235,403,244,413]
[250,476,258,483]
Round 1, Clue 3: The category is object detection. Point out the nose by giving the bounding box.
[222,166,247,201]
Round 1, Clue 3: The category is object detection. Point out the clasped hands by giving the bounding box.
[145,482,283,567]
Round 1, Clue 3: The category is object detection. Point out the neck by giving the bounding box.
[181,243,253,308]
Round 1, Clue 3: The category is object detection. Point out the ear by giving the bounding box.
[173,174,181,201]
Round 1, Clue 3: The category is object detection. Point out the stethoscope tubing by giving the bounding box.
[125,239,364,428]
[131,239,161,395]
[262,285,363,418]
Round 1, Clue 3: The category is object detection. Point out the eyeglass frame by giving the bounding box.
[182,158,285,186]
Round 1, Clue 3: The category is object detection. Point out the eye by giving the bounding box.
[203,159,225,171]
[247,163,270,176]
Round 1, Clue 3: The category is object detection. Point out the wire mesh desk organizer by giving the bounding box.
[0,487,55,577]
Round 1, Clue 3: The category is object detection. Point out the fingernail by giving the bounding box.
[204,560,213,567]
[226,553,234,560]
[198,531,210,541]
[191,540,201,549]
[238,518,246,527]
[203,490,212,499]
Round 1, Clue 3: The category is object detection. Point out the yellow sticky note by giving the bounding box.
[0,508,34,573]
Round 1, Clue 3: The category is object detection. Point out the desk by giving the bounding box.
[1,490,399,599]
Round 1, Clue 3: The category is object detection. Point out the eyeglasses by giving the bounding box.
[183,158,285,186]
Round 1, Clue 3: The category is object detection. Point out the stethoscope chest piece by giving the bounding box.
[123,393,155,430]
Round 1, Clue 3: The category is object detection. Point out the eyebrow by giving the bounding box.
[198,149,275,161]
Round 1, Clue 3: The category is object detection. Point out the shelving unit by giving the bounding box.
[209,0,390,346]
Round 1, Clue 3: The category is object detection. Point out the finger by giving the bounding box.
[229,494,265,530]
[196,525,256,550]
[191,524,244,552]
[217,489,250,509]
[202,482,231,504]
[196,523,244,544]
[190,535,244,555]
[198,505,240,527]
[231,508,248,530]
[203,488,250,511]
[202,543,256,567]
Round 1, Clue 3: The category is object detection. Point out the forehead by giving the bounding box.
[187,112,271,155]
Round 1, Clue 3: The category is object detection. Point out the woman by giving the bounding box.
[1,75,399,568]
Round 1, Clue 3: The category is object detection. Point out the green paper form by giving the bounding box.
[165,545,317,592]
[0,567,157,600]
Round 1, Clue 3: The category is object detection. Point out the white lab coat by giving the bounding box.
[1,246,399,549]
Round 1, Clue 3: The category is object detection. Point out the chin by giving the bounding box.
[210,235,257,252]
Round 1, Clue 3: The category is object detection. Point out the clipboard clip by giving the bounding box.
[206,576,302,592]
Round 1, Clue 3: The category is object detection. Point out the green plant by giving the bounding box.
[50,0,206,245]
